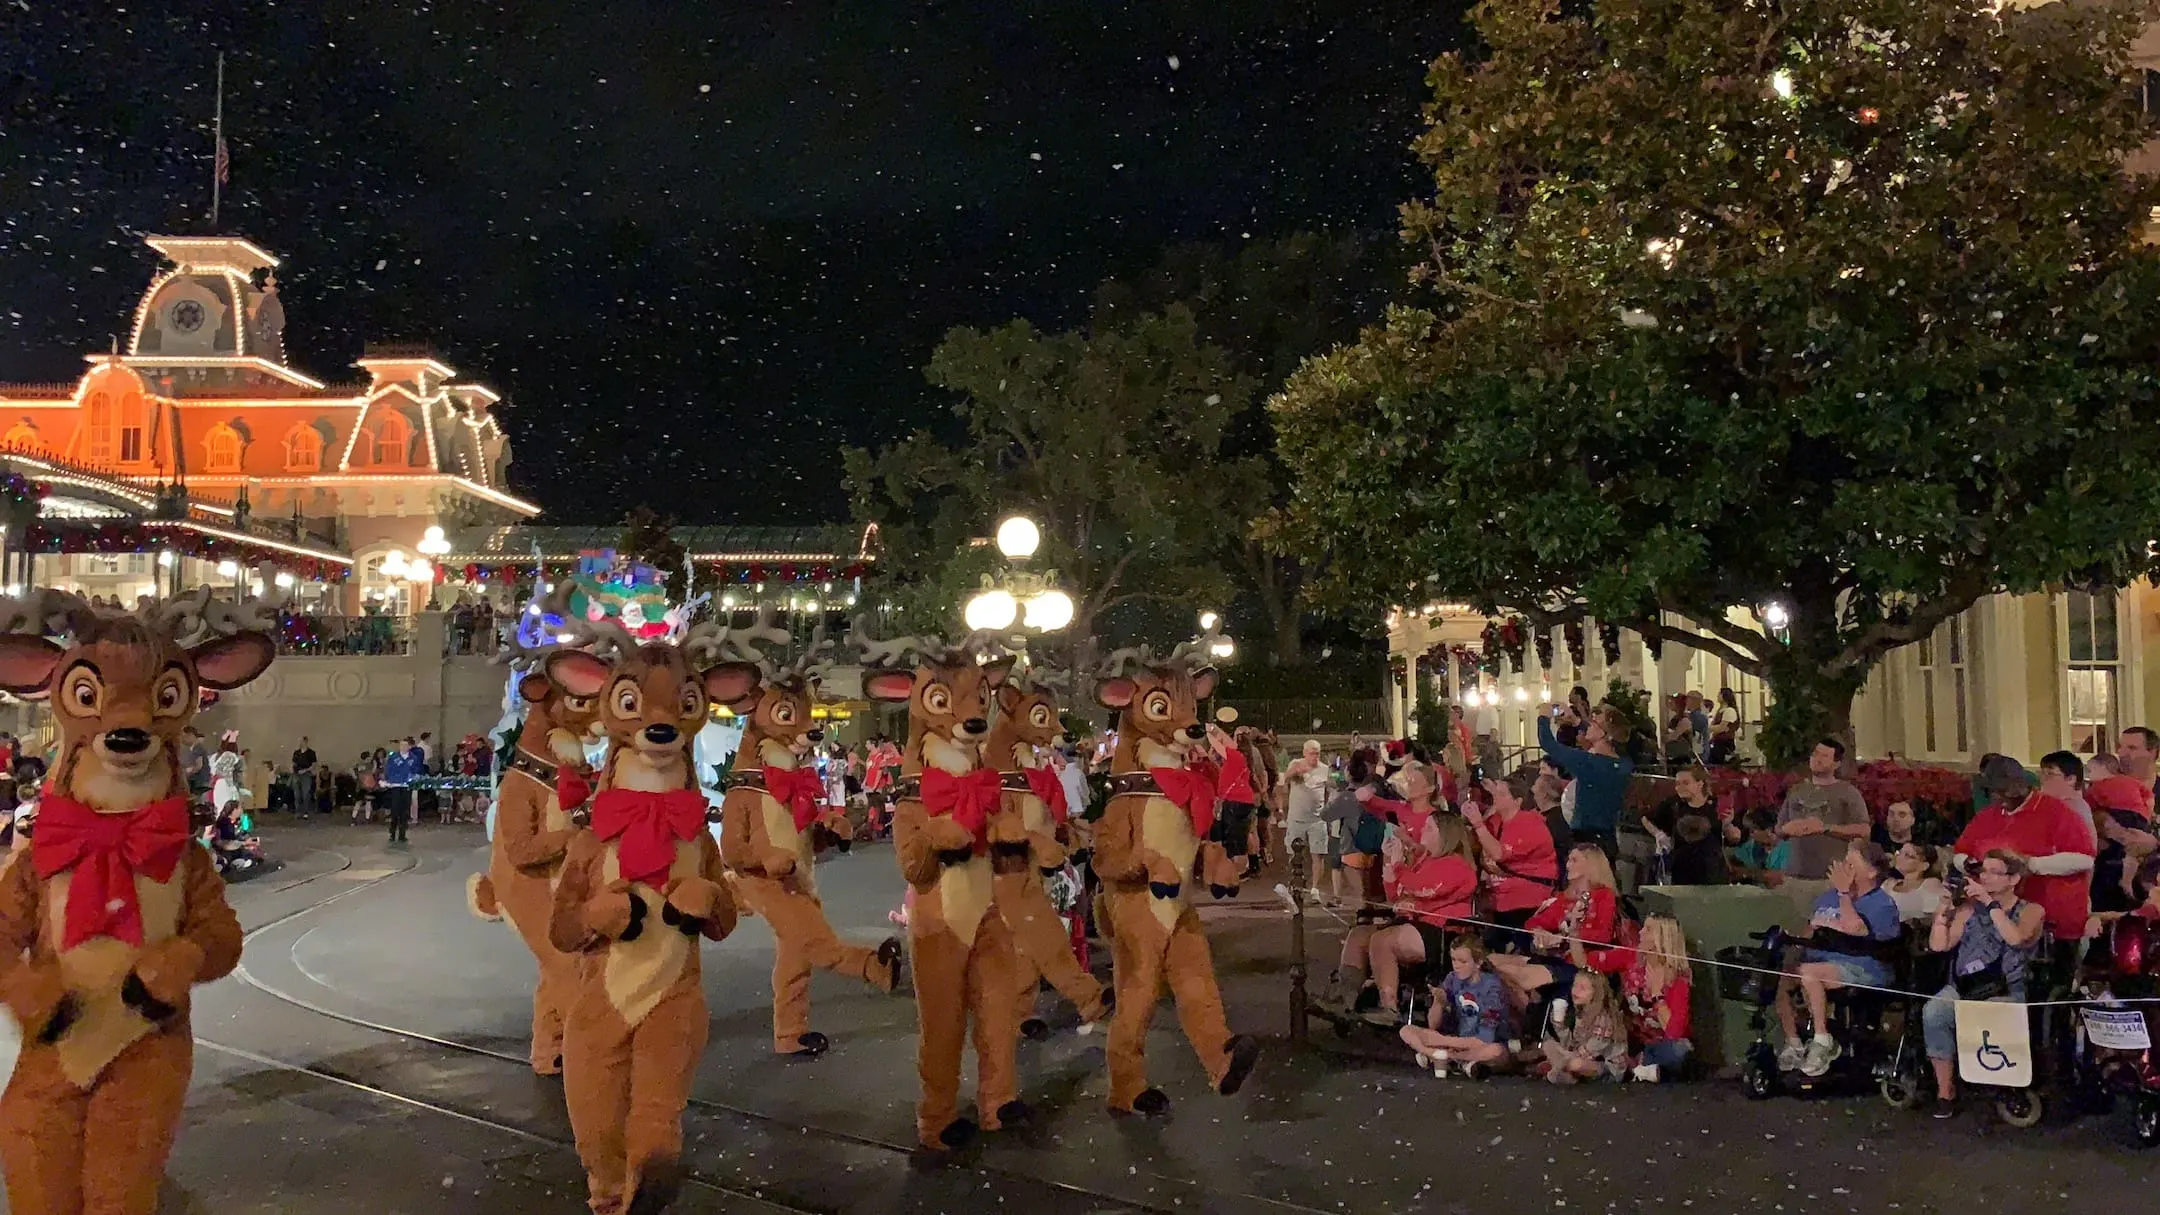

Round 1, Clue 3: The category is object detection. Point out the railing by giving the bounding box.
[443,614,502,658]
[273,614,412,656]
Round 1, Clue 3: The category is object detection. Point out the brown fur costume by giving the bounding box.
[547,640,740,1215]
[865,651,1030,1151]
[0,595,268,1214]
[716,671,899,1056]
[474,669,602,1074]
[985,682,1109,1035]
[1093,659,1258,1116]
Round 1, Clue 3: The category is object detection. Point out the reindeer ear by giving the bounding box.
[0,635,64,697]
[701,661,762,709]
[546,650,612,699]
[1097,677,1137,710]
[995,683,1023,714]
[190,632,276,691]
[518,672,554,704]
[980,656,1015,689]
[864,669,915,703]
[1189,667,1218,702]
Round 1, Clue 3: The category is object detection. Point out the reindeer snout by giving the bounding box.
[642,724,680,746]
[103,728,153,755]
[806,728,826,744]
[960,717,988,737]
[1183,724,1206,741]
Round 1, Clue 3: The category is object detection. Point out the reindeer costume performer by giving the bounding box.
[547,624,740,1215]
[0,588,271,1215]
[985,674,1110,1035]
[863,636,1031,1151]
[714,613,901,1057]
[468,586,608,1076]
[1093,646,1259,1116]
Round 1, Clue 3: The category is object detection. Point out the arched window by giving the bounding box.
[84,393,113,461]
[202,423,243,473]
[116,393,147,465]
[373,412,411,468]
[284,423,325,472]
[4,421,40,452]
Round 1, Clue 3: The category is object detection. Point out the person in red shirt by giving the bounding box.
[1612,916,1694,1082]
[1204,723,1259,871]
[1955,755,2096,949]
[1361,790,1481,1026]
[1489,843,1622,1012]
[1469,770,1559,949]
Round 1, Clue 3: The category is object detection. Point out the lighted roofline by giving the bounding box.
[99,354,327,392]
[144,236,280,271]
[173,472,541,516]
[356,356,457,379]
[437,550,871,564]
[452,383,502,404]
[141,518,351,565]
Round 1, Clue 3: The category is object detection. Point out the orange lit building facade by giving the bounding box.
[0,234,535,610]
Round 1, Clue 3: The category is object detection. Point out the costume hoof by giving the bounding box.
[36,995,81,1045]
[534,1056,564,1077]
[1209,884,1235,900]
[1020,1017,1050,1040]
[621,894,648,942]
[994,1100,1035,1129]
[874,937,905,991]
[937,1117,979,1150]
[786,1033,831,1058]
[1217,1034,1262,1096]
[626,1157,682,1215]
[1126,1088,1171,1117]
[1148,881,1181,899]
[120,973,179,1024]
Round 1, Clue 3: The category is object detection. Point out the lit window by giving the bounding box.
[84,393,113,461]
[2063,590,2123,755]
[373,412,411,468]
[284,423,324,472]
[203,423,243,473]
[3,422,39,452]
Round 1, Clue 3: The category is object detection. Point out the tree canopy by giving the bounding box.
[845,308,1248,645]
[1272,0,2160,756]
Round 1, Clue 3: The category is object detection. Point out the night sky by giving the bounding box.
[2,1,1466,524]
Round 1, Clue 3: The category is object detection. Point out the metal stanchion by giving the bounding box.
[1289,837,1310,1045]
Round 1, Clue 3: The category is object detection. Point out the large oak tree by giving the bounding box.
[1273,0,2160,759]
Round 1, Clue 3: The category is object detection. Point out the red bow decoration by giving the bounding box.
[555,765,594,812]
[32,791,193,950]
[763,765,826,832]
[589,787,708,887]
[1021,765,1069,824]
[1149,766,1217,837]
[920,767,1003,849]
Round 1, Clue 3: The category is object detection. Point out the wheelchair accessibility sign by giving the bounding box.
[1955,1000,2033,1088]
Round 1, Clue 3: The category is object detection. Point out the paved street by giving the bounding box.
[3,818,2155,1213]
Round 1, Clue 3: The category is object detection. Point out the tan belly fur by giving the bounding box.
[758,793,817,895]
[1019,793,1052,838]
[936,855,996,947]
[600,841,700,1027]
[46,868,186,1087]
[1139,796,1199,932]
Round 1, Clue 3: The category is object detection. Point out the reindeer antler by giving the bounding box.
[847,613,946,670]
[0,588,97,638]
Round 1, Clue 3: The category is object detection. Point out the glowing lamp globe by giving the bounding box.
[1198,610,1221,631]
[1208,637,1235,660]
[1023,589,1075,631]
[407,558,435,583]
[215,560,239,577]
[417,525,452,557]
[378,551,409,579]
[964,589,1018,631]
[994,516,1041,561]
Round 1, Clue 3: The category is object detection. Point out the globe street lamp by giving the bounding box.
[966,514,1071,637]
[995,516,1041,562]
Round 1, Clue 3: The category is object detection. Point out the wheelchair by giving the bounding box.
[1726,926,1928,1103]
[2073,917,2160,1147]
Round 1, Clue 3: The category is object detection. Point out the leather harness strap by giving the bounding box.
[1105,771,1168,800]
[505,746,566,789]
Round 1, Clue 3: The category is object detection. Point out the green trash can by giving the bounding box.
[1636,884,1790,1071]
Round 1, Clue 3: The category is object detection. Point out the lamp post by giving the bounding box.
[965,514,1075,639]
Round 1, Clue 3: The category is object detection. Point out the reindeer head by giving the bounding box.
[865,647,1014,776]
[0,592,275,812]
[994,679,1068,753]
[548,641,734,791]
[515,668,606,767]
[1098,659,1216,770]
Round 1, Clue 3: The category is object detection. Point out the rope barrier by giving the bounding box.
[1282,886,2160,1010]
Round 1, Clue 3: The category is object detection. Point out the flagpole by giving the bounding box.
[210,52,225,226]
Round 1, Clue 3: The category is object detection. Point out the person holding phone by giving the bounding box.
[1920,849,2044,1118]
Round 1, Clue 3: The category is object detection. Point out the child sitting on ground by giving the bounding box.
[1621,916,1694,1082]
[1400,935,1513,1078]
[1539,969,1630,1084]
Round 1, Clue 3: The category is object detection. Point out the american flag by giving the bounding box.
[214,135,229,186]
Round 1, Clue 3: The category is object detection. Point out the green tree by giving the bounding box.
[1273,0,2160,759]
[617,506,686,589]
[846,307,1247,645]
[1095,234,1408,664]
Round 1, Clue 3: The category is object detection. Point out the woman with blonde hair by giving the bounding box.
[1489,842,1622,1011]
[1619,916,1694,1082]
[1323,763,1481,1025]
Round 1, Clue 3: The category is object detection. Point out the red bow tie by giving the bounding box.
[1149,766,1217,837]
[1021,765,1069,824]
[920,767,1002,849]
[32,790,193,950]
[763,765,826,832]
[589,787,708,887]
[555,765,594,812]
